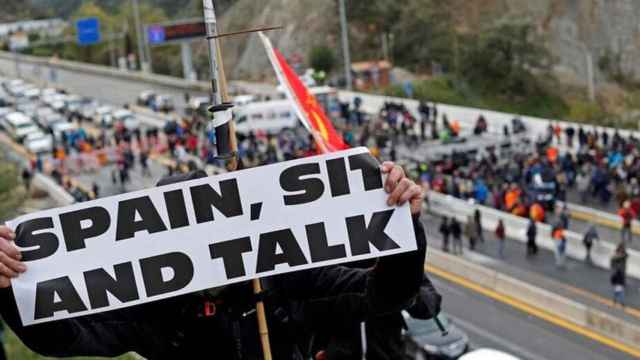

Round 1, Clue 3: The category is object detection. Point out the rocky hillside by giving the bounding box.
[213,0,340,81]
[215,0,640,89]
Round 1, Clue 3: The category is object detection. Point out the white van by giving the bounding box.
[234,100,298,134]
[4,112,39,142]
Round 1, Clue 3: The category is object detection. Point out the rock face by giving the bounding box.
[216,0,640,85]
[540,0,640,84]
[216,0,339,81]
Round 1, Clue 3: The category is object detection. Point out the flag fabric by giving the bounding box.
[259,32,348,153]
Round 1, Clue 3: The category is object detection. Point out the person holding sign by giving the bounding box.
[0,153,428,359]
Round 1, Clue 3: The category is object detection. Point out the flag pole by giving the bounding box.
[202,1,272,359]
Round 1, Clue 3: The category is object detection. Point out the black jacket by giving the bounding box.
[0,172,429,360]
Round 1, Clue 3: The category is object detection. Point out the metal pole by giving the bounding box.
[180,41,195,81]
[131,0,147,72]
[143,25,153,73]
[202,1,272,357]
[585,50,595,102]
[339,0,352,91]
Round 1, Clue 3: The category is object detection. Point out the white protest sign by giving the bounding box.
[6,147,417,326]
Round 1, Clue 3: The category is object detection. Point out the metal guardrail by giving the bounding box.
[427,191,640,279]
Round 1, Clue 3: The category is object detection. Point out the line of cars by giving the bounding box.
[0,77,140,155]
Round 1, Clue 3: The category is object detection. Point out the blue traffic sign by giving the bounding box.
[76,17,101,46]
[147,26,166,45]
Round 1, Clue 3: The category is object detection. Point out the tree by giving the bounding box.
[461,17,552,97]
[62,2,117,65]
[309,46,336,74]
[0,159,23,221]
[390,0,456,73]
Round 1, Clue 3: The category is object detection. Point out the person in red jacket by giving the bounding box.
[619,201,636,243]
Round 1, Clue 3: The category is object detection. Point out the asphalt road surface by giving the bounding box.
[421,213,640,319]
[432,276,634,360]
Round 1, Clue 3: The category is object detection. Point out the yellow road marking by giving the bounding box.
[570,209,640,235]
[558,281,640,320]
[426,265,640,358]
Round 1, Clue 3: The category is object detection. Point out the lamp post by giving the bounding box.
[338,0,352,91]
[131,0,148,72]
[563,38,595,102]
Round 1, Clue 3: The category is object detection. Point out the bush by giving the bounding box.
[308,46,336,74]
[0,159,23,221]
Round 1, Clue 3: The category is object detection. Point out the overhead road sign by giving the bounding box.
[146,20,206,45]
[76,17,101,46]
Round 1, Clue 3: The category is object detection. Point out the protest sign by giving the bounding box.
[6,147,417,326]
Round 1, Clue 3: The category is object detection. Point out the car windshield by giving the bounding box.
[17,122,34,129]
[27,133,46,141]
[405,315,449,336]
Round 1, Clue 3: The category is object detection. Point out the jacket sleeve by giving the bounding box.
[0,287,149,358]
[272,215,427,328]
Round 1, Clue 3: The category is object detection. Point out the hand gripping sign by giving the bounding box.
[6,147,417,326]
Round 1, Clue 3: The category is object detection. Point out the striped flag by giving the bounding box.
[259,32,348,153]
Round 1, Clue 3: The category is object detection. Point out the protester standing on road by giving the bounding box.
[465,216,477,251]
[618,201,636,243]
[495,219,506,259]
[553,226,567,268]
[474,209,484,243]
[91,182,100,199]
[576,170,590,204]
[582,224,599,264]
[450,217,462,255]
[610,243,628,307]
[21,168,32,192]
[439,216,450,252]
[526,218,538,256]
[559,204,570,230]
[140,149,151,177]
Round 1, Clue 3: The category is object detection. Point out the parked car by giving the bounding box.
[4,112,40,142]
[41,113,67,130]
[50,121,77,142]
[111,109,139,131]
[34,107,56,126]
[137,90,157,107]
[79,100,100,121]
[23,88,41,100]
[186,96,210,119]
[94,105,114,126]
[403,312,469,360]
[23,131,53,154]
[63,95,85,117]
[150,94,174,112]
[234,100,298,135]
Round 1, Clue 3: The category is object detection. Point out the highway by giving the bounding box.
[0,54,276,113]
[2,54,639,359]
[431,275,634,360]
[421,213,640,320]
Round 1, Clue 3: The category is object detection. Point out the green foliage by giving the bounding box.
[4,327,136,360]
[309,46,336,74]
[390,0,455,73]
[385,75,569,120]
[461,18,551,97]
[0,159,23,221]
[566,99,608,123]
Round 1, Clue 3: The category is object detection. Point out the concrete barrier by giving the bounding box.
[338,90,640,142]
[0,51,276,97]
[31,173,74,206]
[427,249,640,351]
[427,191,640,279]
